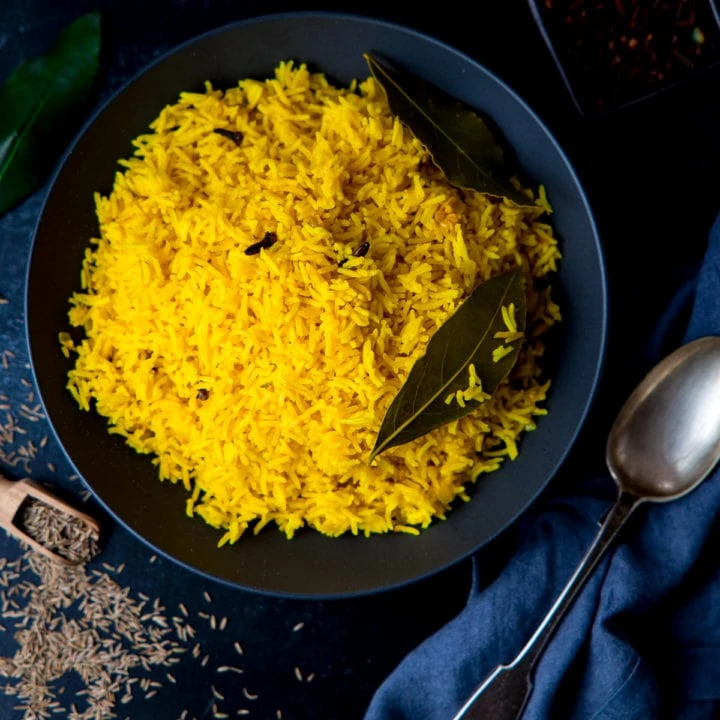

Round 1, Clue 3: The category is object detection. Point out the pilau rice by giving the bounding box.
[62,61,562,543]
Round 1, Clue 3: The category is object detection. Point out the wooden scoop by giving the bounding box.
[0,475,100,566]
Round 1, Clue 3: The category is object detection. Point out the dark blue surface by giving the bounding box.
[1,1,720,718]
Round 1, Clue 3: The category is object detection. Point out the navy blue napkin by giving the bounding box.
[365,213,720,720]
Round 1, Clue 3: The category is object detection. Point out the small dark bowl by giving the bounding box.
[26,12,607,598]
[529,0,720,117]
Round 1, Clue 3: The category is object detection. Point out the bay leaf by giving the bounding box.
[364,53,532,208]
[369,268,526,461]
[0,12,101,216]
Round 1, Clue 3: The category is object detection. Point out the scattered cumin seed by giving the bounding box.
[219,616,228,631]
[0,543,184,719]
[179,603,188,617]
[211,684,225,700]
[306,672,316,682]
[294,666,303,682]
[292,622,304,632]
[242,687,258,700]
[234,641,244,655]
[201,654,210,667]
[166,672,177,684]
[217,665,243,675]
[17,496,99,563]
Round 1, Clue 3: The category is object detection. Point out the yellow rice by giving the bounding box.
[62,61,562,544]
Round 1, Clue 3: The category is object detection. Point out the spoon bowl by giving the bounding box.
[607,336,720,500]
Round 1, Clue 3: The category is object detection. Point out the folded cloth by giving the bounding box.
[364,212,720,720]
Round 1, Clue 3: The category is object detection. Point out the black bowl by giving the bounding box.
[26,12,607,598]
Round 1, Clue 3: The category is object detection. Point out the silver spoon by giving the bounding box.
[453,335,720,720]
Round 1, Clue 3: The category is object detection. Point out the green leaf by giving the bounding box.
[0,11,101,216]
[365,53,532,208]
[369,268,526,461]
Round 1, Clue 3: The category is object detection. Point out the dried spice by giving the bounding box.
[244,231,277,256]
[213,128,243,146]
[196,388,210,401]
[338,241,371,267]
[17,497,99,564]
[352,241,370,258]
[365,53,532,207]
[0,552,188,720]
[370,268,526,461]
[535,0,720,113]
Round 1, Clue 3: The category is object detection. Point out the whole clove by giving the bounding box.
[339,241,371,267]
[244,231,278,256]
[213,128,244,146]
[352,241,371,258]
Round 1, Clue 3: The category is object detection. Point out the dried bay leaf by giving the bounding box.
[370,268,526,461]
[365,52,532,207]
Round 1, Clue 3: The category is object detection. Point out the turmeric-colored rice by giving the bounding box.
[63,62,562,544]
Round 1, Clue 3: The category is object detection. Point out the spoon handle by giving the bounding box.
[452,490,641,720]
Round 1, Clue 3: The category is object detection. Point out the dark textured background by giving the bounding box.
[1,1,719,718]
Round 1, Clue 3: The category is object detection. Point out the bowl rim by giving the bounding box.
[25,9,608,599]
